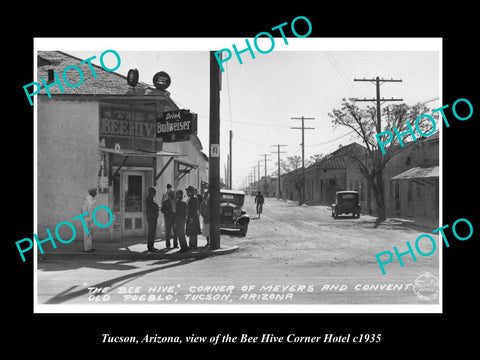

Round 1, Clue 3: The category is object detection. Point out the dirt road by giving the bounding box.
[37,196,440,309]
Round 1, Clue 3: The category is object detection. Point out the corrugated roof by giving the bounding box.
[391,166,439,180]
[35,51,170,97]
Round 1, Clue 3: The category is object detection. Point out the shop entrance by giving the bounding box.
[121,171,145,236]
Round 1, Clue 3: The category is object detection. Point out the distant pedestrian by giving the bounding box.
[161,190,177,249]
[200,191,210,247]
[186,185,201,249]
[145,187,160,252]
[173,190,188,253]
[255,191,265,218]
[81,187,97,252]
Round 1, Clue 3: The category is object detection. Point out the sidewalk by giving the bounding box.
[37,235,238,261]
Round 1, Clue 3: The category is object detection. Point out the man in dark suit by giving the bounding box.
[173,190,188,253]
[186,185,201,249]
[145,187,160,252]
[161,190,177,249]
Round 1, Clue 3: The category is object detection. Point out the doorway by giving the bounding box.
[121,171,145,236]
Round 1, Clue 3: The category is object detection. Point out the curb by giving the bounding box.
[37,246,239,261]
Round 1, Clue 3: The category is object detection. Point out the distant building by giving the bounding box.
[345,133,439,220]
[279,133,439,222]
[280,143,365,205]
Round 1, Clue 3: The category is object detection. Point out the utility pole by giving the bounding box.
[259,153,272,195]
[353,77,403,134]
[209,51,221,250]
[229,130,233,189]
[257,160,262,190]
[353,76,402,220]
[271,144,287,199]
[225,156,228,189]
[291,116,315,205]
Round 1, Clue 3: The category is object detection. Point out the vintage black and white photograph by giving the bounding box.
[33,37,442,313]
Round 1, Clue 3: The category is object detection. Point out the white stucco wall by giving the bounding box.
[36,98,109,241]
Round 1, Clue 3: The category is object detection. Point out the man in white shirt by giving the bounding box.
[81,187,97,252]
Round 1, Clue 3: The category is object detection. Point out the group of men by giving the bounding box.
[146,184,210,253]
[79,185,263,253]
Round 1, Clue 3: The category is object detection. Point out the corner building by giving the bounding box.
[36,51,208,242]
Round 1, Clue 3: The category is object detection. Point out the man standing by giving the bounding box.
[186,185,201,249]
[81,187,97,252]
[145,187,160,252]
[161,190,177,249]
[255,190,265,218]
[173,190,188,253]
[162,183,173,202]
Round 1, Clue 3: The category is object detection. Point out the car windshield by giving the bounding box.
[220,192,244,206]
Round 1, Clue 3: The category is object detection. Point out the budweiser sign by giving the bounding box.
[156,110,197,142]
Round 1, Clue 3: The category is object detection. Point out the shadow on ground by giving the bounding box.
[43,256,207,304]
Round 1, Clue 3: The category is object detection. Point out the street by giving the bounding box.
[37,195,440,309]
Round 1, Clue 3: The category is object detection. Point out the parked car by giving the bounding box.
[219,189,250,236]
[331,191,361,218]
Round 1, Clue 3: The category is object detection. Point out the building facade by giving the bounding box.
[36,51,208,242]
[280,143,365,205]
[278,135,439,222]
[345,133,439,220]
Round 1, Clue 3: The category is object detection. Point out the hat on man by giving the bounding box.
[88,187,97,194]
[186,185,196,192]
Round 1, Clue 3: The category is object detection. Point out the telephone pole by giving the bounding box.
[271,144,287,199]
[257,160,262,189]
[291,116,315,205]
[209,51,221,250]
[353,77,403,134]
[259,153,272,194]
[229,130,233,189]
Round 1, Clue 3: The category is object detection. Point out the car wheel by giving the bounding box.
[240,224,248,237]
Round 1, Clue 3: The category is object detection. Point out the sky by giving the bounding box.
[56,38,440,190]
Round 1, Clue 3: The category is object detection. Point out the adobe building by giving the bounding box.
[345,133,439,220]
[280,142,365,205]
[35,51,208,242]
[279,133,439,222]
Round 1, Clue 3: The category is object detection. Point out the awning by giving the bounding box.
[391,166,439,180]
[100,147,186,185]
[175,159,199,169]
[391,166,439,186]
[100,147,185,157]
[175,159,199,182]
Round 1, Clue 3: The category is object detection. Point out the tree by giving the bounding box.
[328,98,435,222]
[306,154,326,167]
[279,155,302,173]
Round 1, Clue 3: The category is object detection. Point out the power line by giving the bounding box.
[323,52,361,98]
[306,130,356,147]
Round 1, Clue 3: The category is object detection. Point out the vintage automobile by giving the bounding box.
[331,191,361,218]
[219,189,250,236]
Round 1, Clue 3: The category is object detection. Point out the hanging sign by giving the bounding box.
[152,71,171,90]
[156,110,197,142]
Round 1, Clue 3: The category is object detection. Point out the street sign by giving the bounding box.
[210,144,220,157]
